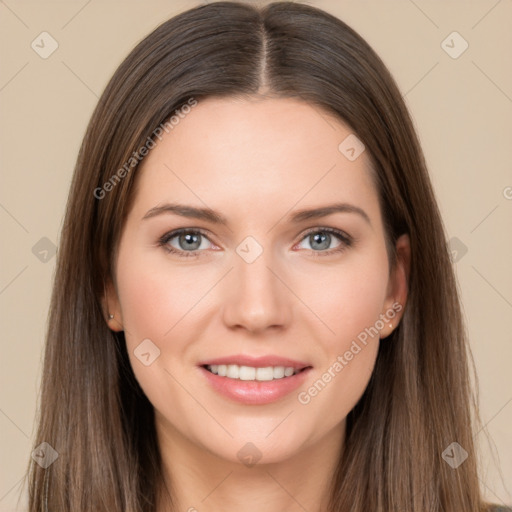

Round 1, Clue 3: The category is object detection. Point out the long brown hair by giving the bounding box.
[25,1,493,510]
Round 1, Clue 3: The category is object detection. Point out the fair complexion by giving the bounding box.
[105,95,410,512]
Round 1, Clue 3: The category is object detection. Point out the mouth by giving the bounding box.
[198,357,313,405]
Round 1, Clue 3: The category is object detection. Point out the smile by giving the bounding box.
[204,364,304,381]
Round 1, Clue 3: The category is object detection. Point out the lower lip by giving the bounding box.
[199,366,312,405]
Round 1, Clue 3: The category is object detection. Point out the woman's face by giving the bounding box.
[106,95,408,464]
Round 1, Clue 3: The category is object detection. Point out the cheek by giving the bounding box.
[295,250,390,350]
[115,250,211,409]
[116,249,209,346]
[291,248,388,420]
[335,264,388,339]
[294,322,382,440]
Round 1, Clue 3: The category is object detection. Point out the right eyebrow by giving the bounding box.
[142,203,228,225]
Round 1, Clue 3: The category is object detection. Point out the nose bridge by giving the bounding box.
[222,237,290,332]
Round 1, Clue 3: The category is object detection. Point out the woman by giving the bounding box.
[24,1,510,511]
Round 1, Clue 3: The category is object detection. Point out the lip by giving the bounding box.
[200,366,312,405]
[198,354,311,370]
[198,355,313,405]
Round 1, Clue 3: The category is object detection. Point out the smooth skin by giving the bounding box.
[104,95,410,512]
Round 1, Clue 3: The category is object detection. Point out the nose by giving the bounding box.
[221,248,291,334]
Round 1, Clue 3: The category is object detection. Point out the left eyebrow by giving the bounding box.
[286,203,372,227]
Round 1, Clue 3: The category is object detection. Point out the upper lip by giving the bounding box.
[199,354,311,370]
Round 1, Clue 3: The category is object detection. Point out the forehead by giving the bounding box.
[133,96,378,220]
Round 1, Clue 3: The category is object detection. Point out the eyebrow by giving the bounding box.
[142,202,371,226]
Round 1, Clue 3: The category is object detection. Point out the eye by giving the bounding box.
[158,227,353,258]
[158,229,214,257]
[295,227,353,256]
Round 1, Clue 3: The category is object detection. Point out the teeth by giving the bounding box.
[206,364,301,381]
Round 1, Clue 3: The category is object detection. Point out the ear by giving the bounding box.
[102,277,124,332]
[379,233,410,339]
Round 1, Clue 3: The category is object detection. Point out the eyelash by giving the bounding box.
[157,227,354,258]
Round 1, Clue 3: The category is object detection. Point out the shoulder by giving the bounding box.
[489,506,512,512]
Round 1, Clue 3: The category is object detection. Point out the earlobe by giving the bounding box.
[381,233,411,338]
[102,279,124,332]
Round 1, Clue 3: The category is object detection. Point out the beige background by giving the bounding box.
[1,0,511,509]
